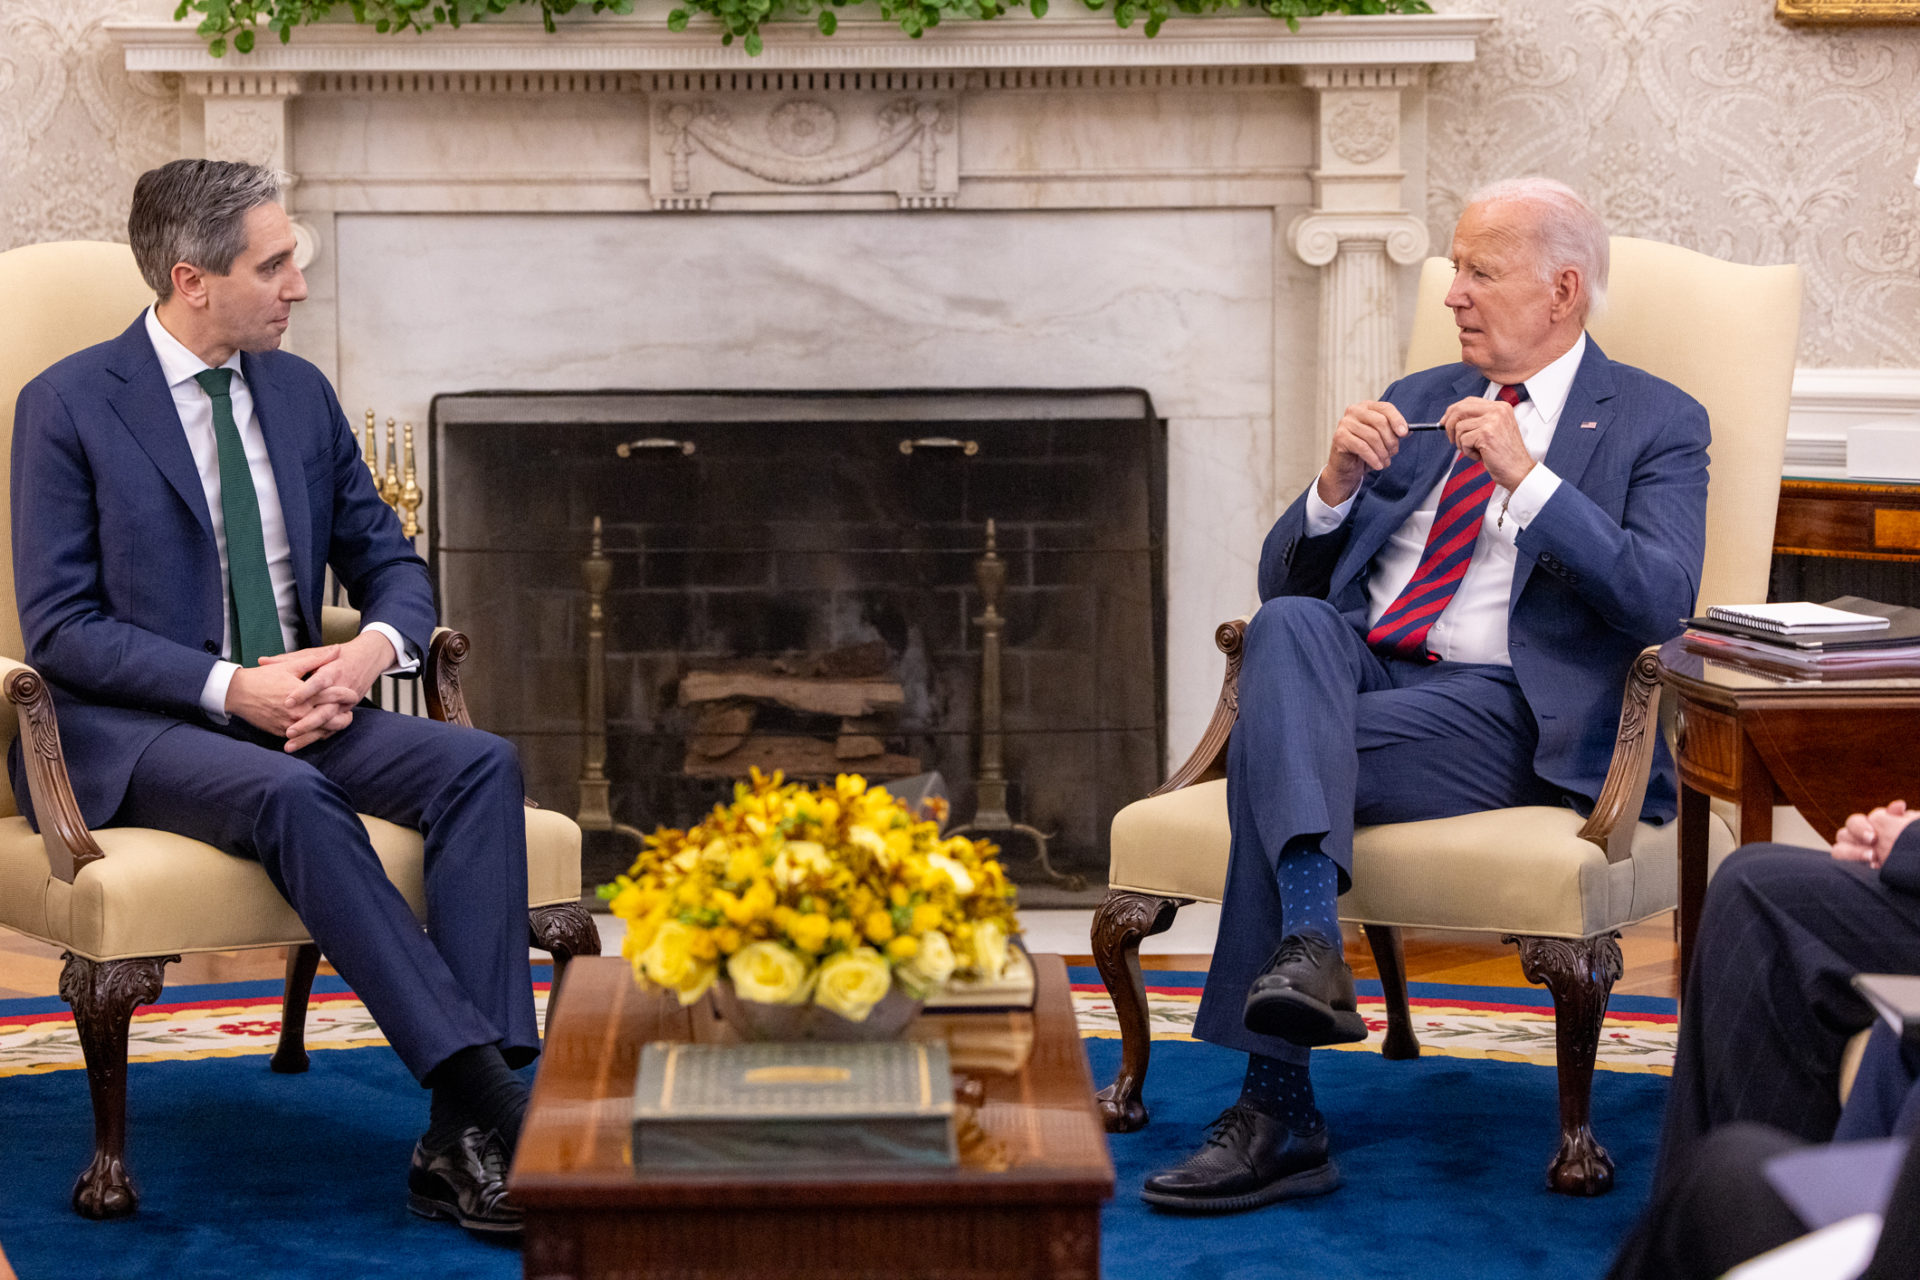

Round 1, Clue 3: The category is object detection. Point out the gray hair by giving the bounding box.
[1466,176,1610,316]
[128,160,284,302]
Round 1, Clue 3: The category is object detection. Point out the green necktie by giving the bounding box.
[194,367,284,668]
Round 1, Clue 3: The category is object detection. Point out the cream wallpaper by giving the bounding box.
[1429,0,1920,367]
[1,0,1915,366]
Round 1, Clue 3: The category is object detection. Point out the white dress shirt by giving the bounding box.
[144,307,416,721]
[1304,333,1588,666]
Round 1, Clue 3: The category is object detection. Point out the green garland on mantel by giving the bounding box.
[176,0,1435,59]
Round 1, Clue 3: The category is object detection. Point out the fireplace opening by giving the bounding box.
[430,389,1166,902]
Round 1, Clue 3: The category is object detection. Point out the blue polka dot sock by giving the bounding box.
[1237,1052,1323,1131]
[1275,839,1343,949]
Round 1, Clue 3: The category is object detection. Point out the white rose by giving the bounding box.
[970,918,1010,980]
[726,941,814,1005]
[813,947,894,1022]
[897,930,956,998]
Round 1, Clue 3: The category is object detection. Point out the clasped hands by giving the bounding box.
[224,631,396,752]
[1316,396,1536,508]
[1831,800,1920,870]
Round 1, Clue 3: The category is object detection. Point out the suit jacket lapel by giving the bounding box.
[103,320,214,540]
[1511,338,1618,608]
[242,351,318,646]
[1329,365,1486,598]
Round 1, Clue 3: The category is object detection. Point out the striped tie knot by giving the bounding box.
[1364,383,1525,663]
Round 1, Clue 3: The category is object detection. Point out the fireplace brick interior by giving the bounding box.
[431,390,1166,895]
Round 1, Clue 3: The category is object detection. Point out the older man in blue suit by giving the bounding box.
[1143,178,1710,1212]
[11,160,532,1232]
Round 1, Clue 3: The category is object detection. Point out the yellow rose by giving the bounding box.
[900,929,956,995]
[885,935,919,964]
[910,903,943,935]
[814,947,893,1022]
[863,909,895,945]
[726,941,814,1005]
[786,911,832,954]
[970,918,1010,980]
[639,920,718,1005]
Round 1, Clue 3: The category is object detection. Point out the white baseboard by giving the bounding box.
[1786,367,1920,476]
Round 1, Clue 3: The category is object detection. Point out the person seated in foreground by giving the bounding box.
[1142,177,1709,1213]
[11,159,537,1233]
[1611,802,1920,1277]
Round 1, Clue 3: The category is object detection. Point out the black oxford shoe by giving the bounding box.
[1141,1104,1340,1213]
[1242,932,1368,1046]
[407,1126,523,1235]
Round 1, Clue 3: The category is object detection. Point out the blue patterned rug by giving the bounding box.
[0,967,1669,1278]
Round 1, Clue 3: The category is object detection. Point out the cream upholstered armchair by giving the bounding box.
[0,241,599,1219]
[1094,237,1803,1195]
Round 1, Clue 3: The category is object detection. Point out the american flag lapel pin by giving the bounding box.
[1579,420,1598,430]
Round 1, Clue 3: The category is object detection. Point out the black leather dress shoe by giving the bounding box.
[407,1126,523,1234]
[1242,932,1368,1046]
[1141,1104,1340,1213]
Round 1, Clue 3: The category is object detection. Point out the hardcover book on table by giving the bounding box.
[631,1040,957,1172]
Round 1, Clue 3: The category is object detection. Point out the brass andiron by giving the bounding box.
[381,417,402,507]
[577,517,646,854]
[398,422,422,539]
[361,409,380,487]
[953,519,1083,892]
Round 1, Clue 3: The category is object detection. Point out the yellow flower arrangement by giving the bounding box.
[602,770,1020,1022]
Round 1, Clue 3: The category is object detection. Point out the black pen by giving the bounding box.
[1404,422,1447,431]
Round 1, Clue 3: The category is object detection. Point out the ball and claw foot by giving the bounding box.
[72,1153,138,1219]
[1096,1083,1149,1133]
[1547,1126,1615,1196]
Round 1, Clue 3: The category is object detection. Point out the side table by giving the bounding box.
[1656,636,1920,980]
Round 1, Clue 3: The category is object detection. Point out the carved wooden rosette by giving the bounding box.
[1506,932,1625,1196]
[1091,890,1183,1133]
[60,953,175,1218]
[6,665,105,883]
[531,902,604,989]
[424,629,475,728]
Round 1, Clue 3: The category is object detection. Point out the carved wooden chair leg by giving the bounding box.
[1508,932,1624,1196]
[270,943,322,1075]
[59,953,175,1219]
[1091,889,1183,1133]
[1361,923,1421,1061]
[530,901,603,995]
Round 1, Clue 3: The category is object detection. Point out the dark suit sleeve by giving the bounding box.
[1256,377,1409,601]
[12,377,219,716]
[1514,392,1709,647]
[314,377,435,660]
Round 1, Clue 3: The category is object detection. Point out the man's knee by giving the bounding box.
[258,758,350,821]
[1245,596,1347,661]
[1707,843,1834,919]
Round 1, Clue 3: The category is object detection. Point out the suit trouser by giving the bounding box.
[1655,842,1920,1190]
[1193,596,1561,1063]
[112,707,538,1081]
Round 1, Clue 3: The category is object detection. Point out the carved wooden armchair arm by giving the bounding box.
[1151,616,1248,797]
[1143,619,1664,865]
[318,605,475,728]
[0,654,103,884]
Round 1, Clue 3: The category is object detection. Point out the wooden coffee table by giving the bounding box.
[512,954,1114,1280]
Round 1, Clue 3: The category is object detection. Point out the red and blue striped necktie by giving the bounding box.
[1366,382,1528,662]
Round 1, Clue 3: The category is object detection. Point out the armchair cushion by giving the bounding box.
[0,808,581,963]
[1108,779,1737,940]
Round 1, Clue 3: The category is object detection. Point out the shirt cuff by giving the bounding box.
[363,622,420,676]
[1503,464,1562,530]
[1305,482,1357,536]
[200,660,238,724]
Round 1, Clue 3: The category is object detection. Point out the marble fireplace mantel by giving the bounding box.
[110,11,1493,754]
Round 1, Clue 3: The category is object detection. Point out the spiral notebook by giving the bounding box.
[1685,597,1920,654]
[1706,601,1891,635]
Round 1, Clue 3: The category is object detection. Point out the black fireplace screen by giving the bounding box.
[429,389,1166,898]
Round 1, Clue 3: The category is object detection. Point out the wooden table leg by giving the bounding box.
[1738,735,1775,847]
[1678,782,1709,986]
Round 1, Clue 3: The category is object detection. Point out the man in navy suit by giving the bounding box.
[1142,178,1709,1212]
[11,160,533,1232]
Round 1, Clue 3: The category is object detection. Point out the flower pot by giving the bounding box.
[709,978,926,1042]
